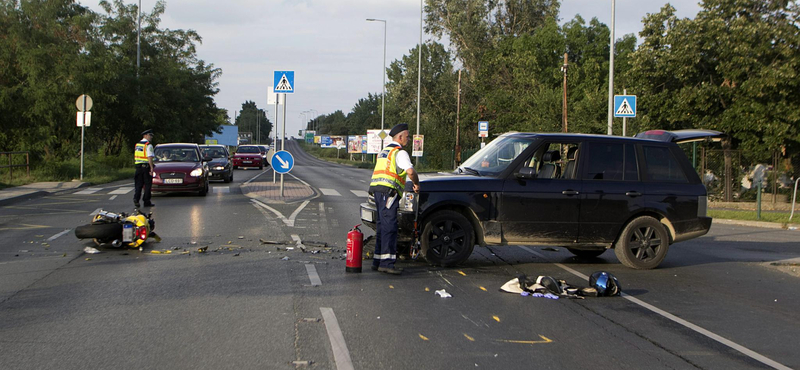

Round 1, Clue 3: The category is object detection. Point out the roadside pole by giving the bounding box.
[274,94,278,184]
[281,93,286,197]
[75,94,93,181]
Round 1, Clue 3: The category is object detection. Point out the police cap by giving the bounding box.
[389,123,408,137]
[141,129,154,136]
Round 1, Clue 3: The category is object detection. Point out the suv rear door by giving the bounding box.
[578,140,644,244]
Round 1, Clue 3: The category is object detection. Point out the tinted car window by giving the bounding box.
[643,145,688,182]
[585,142,638,181]
[202,147,227,158]
[237,146,259,153]
[155,147,200,162]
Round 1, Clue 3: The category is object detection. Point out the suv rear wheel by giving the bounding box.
[614,216,669,269]
[421,210,474,267]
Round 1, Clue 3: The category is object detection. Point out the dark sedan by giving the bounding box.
[200,145,233,183]
[152,143,210,196]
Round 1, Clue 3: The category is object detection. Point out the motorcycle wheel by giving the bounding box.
[75,223,122,240]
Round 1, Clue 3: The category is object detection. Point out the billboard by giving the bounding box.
[348,135,368,154]
[204,125,239,147]
[320,135,345,149]
[304,131,315,144]
[412,135,424,157]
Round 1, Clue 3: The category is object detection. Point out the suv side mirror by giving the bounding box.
[516,167,536,179]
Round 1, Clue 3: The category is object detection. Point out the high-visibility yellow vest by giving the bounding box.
[134,140,150,165]
[370,145,407,193]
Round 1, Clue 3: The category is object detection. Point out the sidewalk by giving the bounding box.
[241,173,317,204]
[0,181,90,206]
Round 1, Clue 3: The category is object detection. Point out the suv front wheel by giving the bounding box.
[421,210,475,267]
[614,216,670,269]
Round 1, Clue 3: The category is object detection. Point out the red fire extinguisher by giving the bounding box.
[346,224,363,273]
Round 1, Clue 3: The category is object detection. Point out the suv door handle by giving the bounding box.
[626,191,642,197]
[562,190,580,196]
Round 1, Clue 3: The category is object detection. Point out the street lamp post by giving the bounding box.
[136,0,141,78]
[415,0,423,165]
[607,0,616,135]
[309,109,318,133]
[366,18,387,133]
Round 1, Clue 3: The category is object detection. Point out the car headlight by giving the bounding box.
[399,192,416,212]
[190,168,203,177]
[213,166,225,171]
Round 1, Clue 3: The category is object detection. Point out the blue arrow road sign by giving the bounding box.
[274,71,295,93]
[271,150,294,174]
[614,95,636,117]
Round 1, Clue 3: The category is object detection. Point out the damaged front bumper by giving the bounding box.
[359,200,415,243]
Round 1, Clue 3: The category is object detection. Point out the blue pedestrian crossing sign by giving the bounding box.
[271,150,294,174]
[274,71,295,94]
[614,95,636,117]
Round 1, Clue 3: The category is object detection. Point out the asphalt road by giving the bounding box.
[1,140,799,370]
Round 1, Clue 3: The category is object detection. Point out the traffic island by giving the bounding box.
[241,173,318,204]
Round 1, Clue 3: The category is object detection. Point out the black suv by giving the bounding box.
[360,130,719,269]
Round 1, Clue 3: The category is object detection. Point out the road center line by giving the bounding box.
[305,264,322,286]
[109,195,117,201]
[288,200,310,226]
[320,307,355,370]
[46,229,72,241]
[518,246,791,370]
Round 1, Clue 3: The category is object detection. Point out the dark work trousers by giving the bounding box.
[373,191,399,269]
[133,165,152,204]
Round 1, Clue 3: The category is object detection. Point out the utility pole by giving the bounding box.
[562,53,568,133]
[454,70,462,168]
[607,0,616,135]
[136,0,141,78]
[415,0,423,166]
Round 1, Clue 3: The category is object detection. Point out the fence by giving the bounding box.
[1,151,30,181]
[699,148,797,210]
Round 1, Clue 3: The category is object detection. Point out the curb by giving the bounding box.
[240,172,319,205]
[713,218,798,230]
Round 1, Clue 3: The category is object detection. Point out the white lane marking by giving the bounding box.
[350,190,369,198]
[251,199,309,228]
[518,246,792,370]
[320,188,341,196]
[288,201,310,226]
[47,229,71,241]
[320,307,355,370]
[75,188,103,195]
[109,195,118,201]
[109,187,134,195]
[319,202,325,214]
[213,186,230,193]
[243,168,270,185]
[305,264,322,286]
[89,208,101,216]
[359,180,366,183]
[0,256,70,265]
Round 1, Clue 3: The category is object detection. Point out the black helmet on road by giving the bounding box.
[589,271,621,296]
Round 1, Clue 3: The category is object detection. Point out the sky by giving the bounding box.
[79,0,703,137]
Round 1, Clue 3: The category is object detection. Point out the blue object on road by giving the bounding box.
[271,151,294,174]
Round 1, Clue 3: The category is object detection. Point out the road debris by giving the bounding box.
[281,256,290,261]
[435,289,452,298]
[291,360,313,367]
[198,246,208,253]
[542,247,558,252]
[238,236,244,239]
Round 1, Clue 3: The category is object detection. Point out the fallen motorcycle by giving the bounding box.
[75,209,160,250]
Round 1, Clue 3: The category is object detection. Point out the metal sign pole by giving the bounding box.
[274,95,278,183]
[280,94,286,197]
[622,88,627,136]
[80,94,87,180]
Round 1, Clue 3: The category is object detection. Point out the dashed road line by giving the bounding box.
[75,188,103,195]
[47,229,72,241]
[108,187,133,195]
[109,195,118,201]
[213,186,230,193]
[519,246,791,370]
[320,188,341,196]
[320,307,355,370]
[90,208,101,216]
[350,190,369,198]
[305,264,322,286]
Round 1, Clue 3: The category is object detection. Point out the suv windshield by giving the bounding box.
[460,135,536,176]
[237,146,259,154]
[154,147,200,162]
[201,147,227,158]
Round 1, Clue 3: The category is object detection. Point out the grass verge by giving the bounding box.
[0,152,135,189]
[709,209,800,225]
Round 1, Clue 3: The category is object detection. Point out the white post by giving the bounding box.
[607,0,615,135]
[80,120,85,180]
[280,94,286,197]
[274,96,278,184]
[622,88,627,137]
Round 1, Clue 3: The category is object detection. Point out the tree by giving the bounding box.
[234,100,271,144]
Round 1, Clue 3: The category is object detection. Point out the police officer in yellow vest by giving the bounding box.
[133,129,156,208]
[369,123,420,275]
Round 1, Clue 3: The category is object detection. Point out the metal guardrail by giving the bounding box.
[0,151,30,180]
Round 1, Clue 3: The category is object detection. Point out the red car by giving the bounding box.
[152,143,210,196]
[232,145,263,169]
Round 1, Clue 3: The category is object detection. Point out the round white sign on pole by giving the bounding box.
[76,94,93,112]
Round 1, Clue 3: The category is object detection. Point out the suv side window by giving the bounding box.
[585,142,638,181]
[643,145,688,182]
[523,142,580,179]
